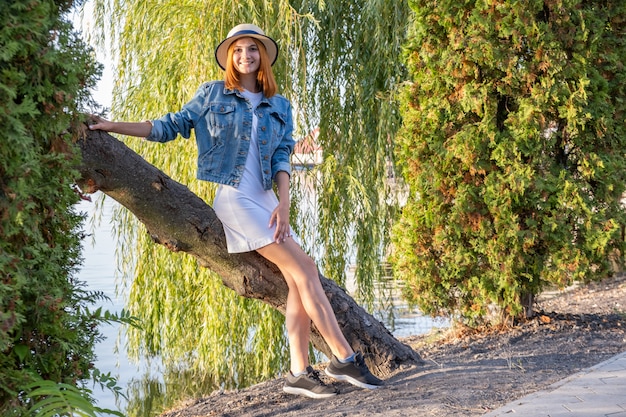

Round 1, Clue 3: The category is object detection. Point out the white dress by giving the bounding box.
[212,89,297,253]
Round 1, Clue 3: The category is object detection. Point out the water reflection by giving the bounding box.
[369,267,449,338]
[124,368,224,417]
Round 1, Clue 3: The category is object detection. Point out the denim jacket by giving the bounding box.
[146,81,294,190]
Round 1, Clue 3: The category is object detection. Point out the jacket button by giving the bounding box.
[264,155,269,160]
[261,126,266,131]
[262,140,267,144]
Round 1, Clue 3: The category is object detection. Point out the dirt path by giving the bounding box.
[161,276,626,417]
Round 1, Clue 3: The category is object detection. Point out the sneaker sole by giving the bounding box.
[324,369,383,390]
[282,385,338,399]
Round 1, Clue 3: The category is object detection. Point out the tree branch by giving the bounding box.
[73,121,422,374]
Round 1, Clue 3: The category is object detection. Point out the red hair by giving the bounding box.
[224,38,277,98]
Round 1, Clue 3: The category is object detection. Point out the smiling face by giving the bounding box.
[231,37,261,75]
[224,35,277,96]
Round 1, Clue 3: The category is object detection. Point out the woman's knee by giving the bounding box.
[281,252,318,283]
[301,255,318,276]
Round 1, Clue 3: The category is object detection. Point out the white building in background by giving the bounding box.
[292,127,323,167]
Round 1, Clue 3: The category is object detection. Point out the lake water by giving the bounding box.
[77,194,449,415]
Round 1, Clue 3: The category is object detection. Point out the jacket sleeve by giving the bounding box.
[145,84,208,143]
[271,101,296,180]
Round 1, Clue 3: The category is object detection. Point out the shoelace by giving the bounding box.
[353,353,375,376]
[307,368,328,386]
[354,354,367,370]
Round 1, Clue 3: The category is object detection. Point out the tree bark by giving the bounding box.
[73,122,423,375]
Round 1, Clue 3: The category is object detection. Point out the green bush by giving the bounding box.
[393,0,626,326]
[0,0,123,414]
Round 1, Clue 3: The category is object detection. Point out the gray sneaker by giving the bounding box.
[283,366,338,399]
[325,352,384,389]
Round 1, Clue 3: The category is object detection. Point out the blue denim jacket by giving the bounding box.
[146,81,294,190]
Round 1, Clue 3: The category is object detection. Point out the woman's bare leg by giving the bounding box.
[282,270,312,373]
[256,239,354,368]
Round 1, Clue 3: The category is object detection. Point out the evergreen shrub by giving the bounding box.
[393,0,626,325]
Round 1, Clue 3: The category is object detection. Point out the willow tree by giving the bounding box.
[394,0,626,326]
[88,0,411,393]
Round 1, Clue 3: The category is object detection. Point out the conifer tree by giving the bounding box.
[394,0,626,325]
[0,0,120,414]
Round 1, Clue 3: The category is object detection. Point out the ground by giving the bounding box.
[161,275,626,417]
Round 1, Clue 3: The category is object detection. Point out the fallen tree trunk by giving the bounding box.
[73,122,423,375]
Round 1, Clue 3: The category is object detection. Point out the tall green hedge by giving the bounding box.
[393,0,626,325]
[0,0,111,413]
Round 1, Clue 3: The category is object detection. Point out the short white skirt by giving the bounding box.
[213,184,298,253]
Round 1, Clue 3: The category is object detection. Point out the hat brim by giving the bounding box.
[215,31,278,70]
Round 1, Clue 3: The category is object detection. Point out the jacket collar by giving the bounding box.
[223,86,271,106]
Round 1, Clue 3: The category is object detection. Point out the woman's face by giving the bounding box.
[232,37,261,75]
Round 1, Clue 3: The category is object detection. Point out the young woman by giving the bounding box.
[89,23,383,399]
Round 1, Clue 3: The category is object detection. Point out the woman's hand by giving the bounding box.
[88,115,115,131]
[271,171,292,244]
[269,200,291,244]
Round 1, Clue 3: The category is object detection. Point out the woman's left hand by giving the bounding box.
[269,201,291,244]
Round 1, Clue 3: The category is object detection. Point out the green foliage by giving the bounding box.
[24,379,124,417]
[393,0,626,325]
[89,0,410,403]
[296,0,411,303]
[0,0,125,414]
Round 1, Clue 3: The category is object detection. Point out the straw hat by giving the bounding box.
[215,23,278,70]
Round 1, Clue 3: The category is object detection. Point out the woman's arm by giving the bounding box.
[89,116,152,137]
[270,101,295,180]
[89,83,213,141]
[269,171,292,244]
